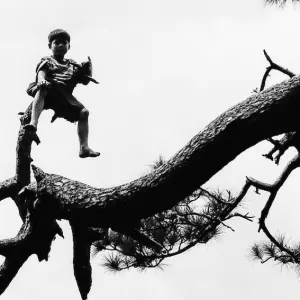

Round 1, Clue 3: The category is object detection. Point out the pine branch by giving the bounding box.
[265,0,300,6]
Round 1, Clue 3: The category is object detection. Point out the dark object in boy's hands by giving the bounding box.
[73,56,99,84]
[81,56,93,77]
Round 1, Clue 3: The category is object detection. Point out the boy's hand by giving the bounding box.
[37,80,51,89]
[51,79,67,87]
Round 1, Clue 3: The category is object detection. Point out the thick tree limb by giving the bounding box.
[0,103,64,296]
[0,210,60,292]
[0,255,29,295]
[31,75,300,227]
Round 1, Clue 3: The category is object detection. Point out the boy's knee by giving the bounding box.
[79,108,89,120]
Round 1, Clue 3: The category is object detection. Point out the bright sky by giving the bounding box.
[0,0,300,299]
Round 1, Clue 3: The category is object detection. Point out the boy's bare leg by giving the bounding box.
[78,108,100,158]
[25,89,47,131]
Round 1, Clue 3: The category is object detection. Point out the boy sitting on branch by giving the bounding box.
[25,29,100,158]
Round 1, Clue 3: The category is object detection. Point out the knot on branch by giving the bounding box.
[31,165,46,182]
[23,127,40,145]
[263,132,300,164]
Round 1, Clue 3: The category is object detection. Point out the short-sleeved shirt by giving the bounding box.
[31,56,86,123]
[36,56,80,92]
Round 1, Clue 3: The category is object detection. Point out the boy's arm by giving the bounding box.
[27,59,51,97]
[36,70,50,88]
[37,69,66,87]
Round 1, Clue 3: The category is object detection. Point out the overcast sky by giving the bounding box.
[0,0,300,299]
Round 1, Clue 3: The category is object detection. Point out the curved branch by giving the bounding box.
[248,154,300,224]
[30,74,300,228]
[238,154,300,263]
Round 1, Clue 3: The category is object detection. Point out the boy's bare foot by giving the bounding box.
[24,124,37,132]
[79,147,100,158]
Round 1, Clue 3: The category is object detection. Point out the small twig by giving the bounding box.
[260,49,295,92]
[261,256,273,264]
[187,212,235,232]
[200,188,234,206]
[259,50,299,165]
[227,212,254,222]
[216,217,235,232]
[263,50,296,78]
[241,155,300,264]
[262,134,297,165]
[266,137,281,147]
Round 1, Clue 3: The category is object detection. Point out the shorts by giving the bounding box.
[44,86,85,123]
[27,82,85,123]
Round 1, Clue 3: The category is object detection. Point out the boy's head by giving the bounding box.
[48,29,70,44]
[48,29,71,56]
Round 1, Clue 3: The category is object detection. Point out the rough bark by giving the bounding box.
[0,104,63,296]
[71,223,92,300]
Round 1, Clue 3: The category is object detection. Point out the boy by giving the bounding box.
[25,29,100,158]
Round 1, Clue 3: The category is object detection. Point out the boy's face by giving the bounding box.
[49,38,70,56]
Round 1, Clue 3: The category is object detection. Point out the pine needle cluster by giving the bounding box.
[250,236,300,275]
[265,0,300,7]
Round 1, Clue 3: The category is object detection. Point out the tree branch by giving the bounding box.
[71,223,92,300]
[260,50,295,92]
[0,178,18,201]
[1,55,300,297]
[259,50,300,165]
[237,154,300,265]
[0,102,63,296]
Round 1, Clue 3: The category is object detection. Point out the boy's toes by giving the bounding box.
[89,151,100,157]
[79,148,100,158]
[24,124,37,132]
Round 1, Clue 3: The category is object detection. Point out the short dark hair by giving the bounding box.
[48,29,70,44]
